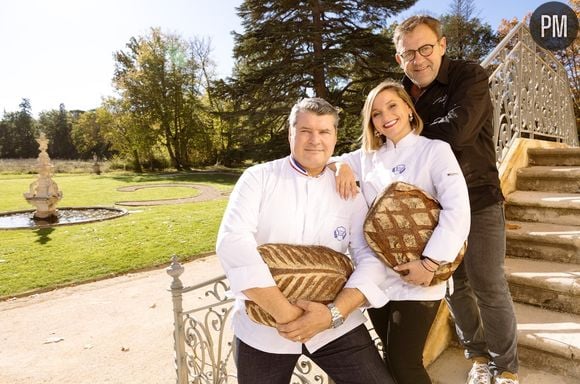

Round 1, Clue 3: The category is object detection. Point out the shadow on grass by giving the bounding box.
[34,227,55,244]
[108,171,241,186]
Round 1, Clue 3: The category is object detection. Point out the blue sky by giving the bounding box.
[0,0,555,116]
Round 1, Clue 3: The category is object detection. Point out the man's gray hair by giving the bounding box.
[288,97,340,129]
[393,15,443,47]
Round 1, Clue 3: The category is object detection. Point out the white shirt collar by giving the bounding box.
[382,132,420,151]
[288,156,326,178]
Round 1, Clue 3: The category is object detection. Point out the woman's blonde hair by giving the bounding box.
[361,80,423,152]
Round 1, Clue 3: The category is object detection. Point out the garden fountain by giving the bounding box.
[23,132,63,220]
[0,133,127,229]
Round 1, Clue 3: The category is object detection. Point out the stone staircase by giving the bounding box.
[428,147,580,384]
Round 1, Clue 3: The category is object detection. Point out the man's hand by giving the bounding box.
[275,303,305,325]
[243,286,304,324]
[276,300,332,343]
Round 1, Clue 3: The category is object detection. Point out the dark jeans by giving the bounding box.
[368,300,440,384]
[445,201,519,375]
[234,324,394,384]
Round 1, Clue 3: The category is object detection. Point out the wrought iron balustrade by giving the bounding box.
[167,256,340,384]
[482,22,579,165]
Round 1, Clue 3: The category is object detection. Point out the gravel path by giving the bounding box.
[115,183,228,206]
[0,255,224,384]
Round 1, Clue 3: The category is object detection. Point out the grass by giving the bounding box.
[0,171,240,299]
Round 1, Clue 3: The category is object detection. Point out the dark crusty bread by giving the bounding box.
[364,181,466,286]
[246,243,354,327]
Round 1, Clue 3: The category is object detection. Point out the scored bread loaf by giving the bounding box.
[364,181,466,286]
[246,243,354,327]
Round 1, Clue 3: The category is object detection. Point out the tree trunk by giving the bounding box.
[162,120,183,170]
[310,0,327,99]
[132,149,143,173]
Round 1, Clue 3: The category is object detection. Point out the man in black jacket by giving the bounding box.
[393,15,519,384]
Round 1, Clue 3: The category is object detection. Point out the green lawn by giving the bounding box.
[0,171,240,299]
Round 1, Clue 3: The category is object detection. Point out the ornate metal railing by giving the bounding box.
[482,22,579,165]
[167,256,339,384]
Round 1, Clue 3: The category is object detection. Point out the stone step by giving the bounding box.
[505,257,580,315]
[506,221,580,264]
[505,191,580,226]
[514,302,580,379]
[428,303,580,382]
[528,147,580,166]
[516,166,580,193]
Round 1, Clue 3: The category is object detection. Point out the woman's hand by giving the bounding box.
[335,162,359,200]
[394,259,436,287]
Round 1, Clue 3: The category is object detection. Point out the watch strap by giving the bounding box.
[327,302,345,328]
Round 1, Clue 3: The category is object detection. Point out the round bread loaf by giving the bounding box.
[246,243,354,327]
[363,181,466,286]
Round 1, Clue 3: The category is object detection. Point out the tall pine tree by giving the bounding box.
[38,104,78,159]
[219,0,415,161]
[440,0,497,62]
[0,99,37,158]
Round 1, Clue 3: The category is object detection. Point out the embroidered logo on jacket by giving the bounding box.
[334,226,347,241]
[392,164,406,175]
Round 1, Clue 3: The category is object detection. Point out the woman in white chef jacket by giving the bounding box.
[332,80,471,384]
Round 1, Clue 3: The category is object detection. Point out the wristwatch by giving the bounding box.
[327,302,345,328]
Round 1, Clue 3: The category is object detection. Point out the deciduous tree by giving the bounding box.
[113,28,216,169]
[70,109,115,160]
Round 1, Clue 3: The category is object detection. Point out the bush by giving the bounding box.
[0,159,112,174]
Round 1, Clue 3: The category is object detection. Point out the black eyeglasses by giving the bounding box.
[398,43,436,61]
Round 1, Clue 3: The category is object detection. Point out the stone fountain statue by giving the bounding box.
[23,133,63,220]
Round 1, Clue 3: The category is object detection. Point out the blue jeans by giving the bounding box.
[234,325,394,384]
[445,201,519,375]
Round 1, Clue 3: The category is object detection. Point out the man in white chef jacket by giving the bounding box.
[216,97,395,384]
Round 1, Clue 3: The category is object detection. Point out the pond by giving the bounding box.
[0,207,128,229]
